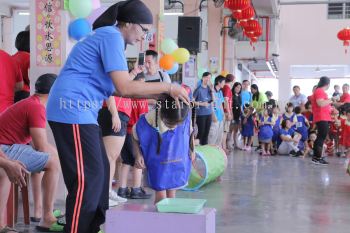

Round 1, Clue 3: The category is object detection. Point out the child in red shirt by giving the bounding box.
[118,73,151,199]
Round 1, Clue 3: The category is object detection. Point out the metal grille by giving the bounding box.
[328,3,350,19]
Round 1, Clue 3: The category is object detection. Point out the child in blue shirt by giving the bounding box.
[241,105,255,151]
[282,102,298,134]
[133,95,195,203]
[294,106,310,151]
[272,106,282,154]
[258,109,274,155]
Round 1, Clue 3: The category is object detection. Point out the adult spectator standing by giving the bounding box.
[265,91,277,110]
[251,84,268,114]
[208,75,225,146]
[289,85,307,108]
[241,80,252,108]
[332,85,341,99]
[194,72,213,145]
[144,50,171,83]
[0,50,23,113]
[222,74,235,151]
[12,30,30,102]
[232,82,242,148]
[311,77,332,165]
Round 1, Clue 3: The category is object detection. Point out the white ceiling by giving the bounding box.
[290,65,350,78]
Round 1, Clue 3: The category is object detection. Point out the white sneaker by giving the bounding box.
[109,190,127,203]
[109,198,119,207]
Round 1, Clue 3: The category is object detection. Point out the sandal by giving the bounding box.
[31,209,65,223]
[0,226,19,233]
[35,222,64,232]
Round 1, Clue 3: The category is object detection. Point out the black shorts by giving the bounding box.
[121,133,135,166]
[98,108,130,137]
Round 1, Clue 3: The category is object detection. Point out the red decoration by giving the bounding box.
[241,6,255,20]
[233,6,255,28]
[244,19,260,35]
[337,28,350,54]
[224,0,251,12]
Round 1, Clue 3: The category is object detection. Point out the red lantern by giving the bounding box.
[241,6,255,20]
[224,0,251,12]
[337,28,350,54]
[233,6,255,27]
[252,26,263,38]
[244,19,260,34]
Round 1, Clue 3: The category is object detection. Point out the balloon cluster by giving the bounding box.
[66,0,101,41]
[159,38,190,75]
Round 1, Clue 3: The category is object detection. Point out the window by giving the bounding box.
[328,3,350,19]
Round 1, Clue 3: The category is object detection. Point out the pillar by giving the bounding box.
[207,1,222,75]
[278,62,291,107]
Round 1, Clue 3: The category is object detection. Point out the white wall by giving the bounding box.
[278,4,350,103]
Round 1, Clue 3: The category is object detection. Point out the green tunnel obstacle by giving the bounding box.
[184,145,228,191]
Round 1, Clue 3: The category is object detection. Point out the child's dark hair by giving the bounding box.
[134,72,145,81]
[305,101,311,110]
[294,106,302,114]
[214,75,225,86]
[285,102,294,111]
[309,130,317,136]
[281,119,290,129]
[155,95,191,154]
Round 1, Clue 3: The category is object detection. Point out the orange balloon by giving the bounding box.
[159,55,175,70]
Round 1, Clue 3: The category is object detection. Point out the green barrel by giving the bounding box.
[183,145,227,191]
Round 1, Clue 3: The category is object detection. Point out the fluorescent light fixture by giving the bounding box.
[164,12,184,16]
[266,61,277,78]
[18,12,30,15]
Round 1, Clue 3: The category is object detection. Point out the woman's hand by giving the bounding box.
[111,113,121,133]
[169,84,190,106]
[135,156,146,169]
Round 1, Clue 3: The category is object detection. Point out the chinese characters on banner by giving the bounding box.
[36,0,61,67]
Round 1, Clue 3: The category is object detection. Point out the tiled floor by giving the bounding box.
[15,150,350,233]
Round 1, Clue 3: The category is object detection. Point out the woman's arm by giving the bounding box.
[316,98,332,107]
[109,71,189,104]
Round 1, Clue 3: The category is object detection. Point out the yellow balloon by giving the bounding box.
[220,70,229,77]
[172,48,190,64]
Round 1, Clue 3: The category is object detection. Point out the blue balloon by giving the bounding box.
[68,18,91,41]
[167,63,179,75]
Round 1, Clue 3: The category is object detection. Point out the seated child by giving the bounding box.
[277,119,303,157]
[304,131,317,157]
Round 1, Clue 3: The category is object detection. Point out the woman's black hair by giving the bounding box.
[15,31,30,53]
[154,95,190,154]
[93,0,153,30]
[281,119,290,129]
[251,84,260,101]
[232,82,242,95]
[202,72,211,78]
[317,76,330,88]
[214,75,225,86]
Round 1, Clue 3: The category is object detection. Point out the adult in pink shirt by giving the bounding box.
[311,77,332,165]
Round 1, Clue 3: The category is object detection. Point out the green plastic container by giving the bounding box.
[156,198,207,214]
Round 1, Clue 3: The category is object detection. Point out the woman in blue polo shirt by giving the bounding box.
[46,1,189,233]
